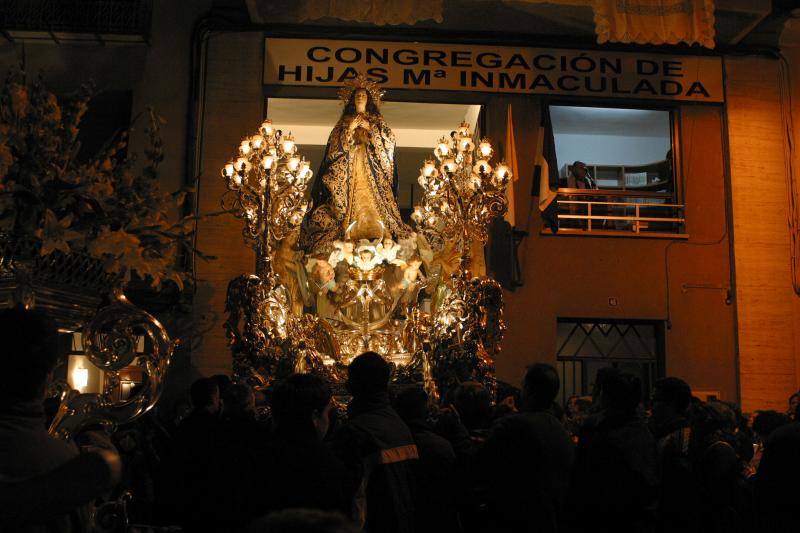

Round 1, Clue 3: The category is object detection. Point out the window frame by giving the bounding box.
[554,317,667,406]
[542,98,686,237]
[546,99,682,204]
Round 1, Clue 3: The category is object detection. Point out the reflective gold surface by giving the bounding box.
[223,92,509,393]
[49,289,175,439]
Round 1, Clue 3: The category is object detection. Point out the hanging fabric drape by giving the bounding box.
[249,0,715,47]
[535,105,560,233]
[504,104,519,228]
[510,0,715,48]
[593,0,715,47]
[295,0,444,25]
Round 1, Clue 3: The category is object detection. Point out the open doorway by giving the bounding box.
[266,98,482,219]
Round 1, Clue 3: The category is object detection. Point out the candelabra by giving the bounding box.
[412,122,510,396]
[221,119,312,278]
[221,121,324,385]
[412,122,511,272]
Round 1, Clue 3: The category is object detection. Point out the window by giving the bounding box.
[551,105,674,191]
[546,105,683,237]
[555,318,665,406]
[75,90,133,163]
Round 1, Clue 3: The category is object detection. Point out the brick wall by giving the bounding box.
[725,56,800,411]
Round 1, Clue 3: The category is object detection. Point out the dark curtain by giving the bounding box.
[534,104,560,233]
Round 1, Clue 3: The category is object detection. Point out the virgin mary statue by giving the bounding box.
[300,75,412,256]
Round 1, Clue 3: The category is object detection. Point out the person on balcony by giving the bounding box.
[565,161,596,229]
[567,161,596,190]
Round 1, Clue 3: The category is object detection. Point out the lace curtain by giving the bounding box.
[593,0,715,48]
[248,0,714,47]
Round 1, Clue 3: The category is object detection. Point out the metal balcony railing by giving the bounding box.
[1,0,152,43]
[552,188,686,238]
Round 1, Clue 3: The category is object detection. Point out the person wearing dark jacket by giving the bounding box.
[330,352,418,533]
[165,377,223,529]
[220,382,269,445]
[650,377,694,533]
[479,363,574,533]
[754,403,800,533]
[569,372,658,533]
[188,373,349,532]
[175,377,221,449]
[0,307,105,532]
[689,402,755,533]
[394,386,458,532]
[248,373,349,521]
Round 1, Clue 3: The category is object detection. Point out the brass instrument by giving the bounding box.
[49,289,175,440]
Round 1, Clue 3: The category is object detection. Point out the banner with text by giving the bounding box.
[264,38,723,103]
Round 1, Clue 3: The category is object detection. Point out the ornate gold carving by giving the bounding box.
[429,273,505,396]
[412,125,511,271]
[223,89,509,396]
[347,265,386,281]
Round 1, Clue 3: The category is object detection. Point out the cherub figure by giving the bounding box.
[306,258,337,293]
[327,240,354,269]
[354,241,381,271]
[397,233,420,262]
[377,237,401,264]
[401,259,425,288]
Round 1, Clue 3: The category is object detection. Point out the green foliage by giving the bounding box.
[0,71,210,290]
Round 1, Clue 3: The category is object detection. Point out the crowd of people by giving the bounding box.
[2,306,800,533]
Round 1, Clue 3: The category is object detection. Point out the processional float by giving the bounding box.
[222,75,510,397]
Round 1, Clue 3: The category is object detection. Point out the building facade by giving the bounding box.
[2,0,799,411]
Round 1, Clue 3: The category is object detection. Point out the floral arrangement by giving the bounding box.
[0,72,207,289]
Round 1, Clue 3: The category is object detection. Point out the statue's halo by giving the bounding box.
[337,73,386,107]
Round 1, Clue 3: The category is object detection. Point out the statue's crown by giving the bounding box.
[338,73,385,107]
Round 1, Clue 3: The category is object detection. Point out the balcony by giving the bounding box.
[548,188,687,239]
[0,0,152,44]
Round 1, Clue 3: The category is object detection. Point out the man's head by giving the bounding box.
[394,386,428,422]
[599,372,642,413]
[210,374,232,399]
[789,391,800,420]
[271,373,333,438]
[0,307,61,403]
[572,161,587,179]
[347,352,391,398]
[190,377,220,414]
[453,381,493,431]
[521,363,560,411]
[651,377,692,423]
[592,366,620,403]
[224,383,256,418]
[752,410,790,442]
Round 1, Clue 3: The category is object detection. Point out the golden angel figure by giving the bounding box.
[300,75,412,256]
